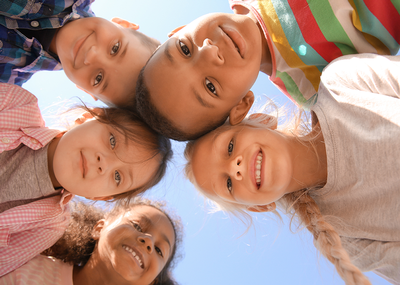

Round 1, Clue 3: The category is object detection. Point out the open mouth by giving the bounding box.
[122,245,144,269]
[255,151,263,188]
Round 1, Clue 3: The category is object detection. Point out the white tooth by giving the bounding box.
[256,164,261,170]
[256,170,261,176]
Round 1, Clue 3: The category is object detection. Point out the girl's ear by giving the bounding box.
[248,113,278,129]
[111,17,139,30]
[167,25,186,37]
[92,219,106,240]
[247,202,276,212]
[229,91,255,125]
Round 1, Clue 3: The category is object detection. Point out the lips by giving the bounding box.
[122,245,145,269]
[250,149,263,189]
[220,26,246,58]
[73,32,92,68]
[80,151,87,178]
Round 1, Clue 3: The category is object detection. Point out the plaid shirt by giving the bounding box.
[0,0,95,86]
[0,83,73,276]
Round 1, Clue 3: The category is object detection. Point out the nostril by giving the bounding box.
[97,156,100,162]
[98,167,102,172]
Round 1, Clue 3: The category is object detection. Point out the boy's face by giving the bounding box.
[143,13,262,134]
[56,17,159,106]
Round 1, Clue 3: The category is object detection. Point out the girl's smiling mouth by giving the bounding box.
[122,245,144,269]
[220,26,246,58]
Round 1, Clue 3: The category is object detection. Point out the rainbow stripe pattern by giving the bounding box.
[230,0,400,108]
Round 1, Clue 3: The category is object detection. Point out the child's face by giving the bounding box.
[191,124,294,207]
[94,205,175,285]
[52,119,160,199]
[143,13,262,134]
[55,17,159,106]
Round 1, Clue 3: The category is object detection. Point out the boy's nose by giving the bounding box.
[199,38,224,66]
[84,45,102,66]
[229,155,243,181]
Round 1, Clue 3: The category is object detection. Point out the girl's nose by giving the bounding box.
[229,155,243,181]
[138,235,154,254]
[199,38,224,66]
[96,152,116,174]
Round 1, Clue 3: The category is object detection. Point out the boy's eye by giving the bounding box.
[205,79,217,95]
[94,72,103,86]
[227,177,232,193]
[114,170,121,185]
[155,246,163,257]
[179,40,191,56]
[228,139,234,155]
[111,42,120,55]
[132,222,143,232]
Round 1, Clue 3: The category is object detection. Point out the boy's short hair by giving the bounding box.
[135,67,227,141]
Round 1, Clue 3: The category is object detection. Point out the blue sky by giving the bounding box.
[23,0,390,284]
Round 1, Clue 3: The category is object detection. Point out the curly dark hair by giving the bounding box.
[43,198,183,285]
[78,106,173,201]
[135,67,227,141]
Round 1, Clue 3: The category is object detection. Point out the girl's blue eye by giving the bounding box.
[228,139,234,155]
[94,72,103,86]
[155,247,163,257]
[109,134,116,149]
[114,170,121,185]
[227,177,232,192]
[205,79,217,95]
[179,40,191,56]
[111,42,120,55]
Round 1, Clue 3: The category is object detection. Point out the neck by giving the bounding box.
[49,28,60,55]
[286,127,327,194]
[47,136,62,188]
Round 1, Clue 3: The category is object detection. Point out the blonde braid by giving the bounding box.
[284,190,371,285]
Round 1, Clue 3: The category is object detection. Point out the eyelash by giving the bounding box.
[179,40,191,56]
[94,72,103,86]
[205,79,217,95]
[111,42,120,55]
[93,42,120,87]
[228,139,234,155]
[132,222,164,257]
[109,133,121,185]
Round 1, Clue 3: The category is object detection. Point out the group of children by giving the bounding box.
[1,0,400,284]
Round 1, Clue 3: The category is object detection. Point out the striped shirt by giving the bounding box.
[230,0,400,108]
[0,0,95,86]
[0,83,72,277]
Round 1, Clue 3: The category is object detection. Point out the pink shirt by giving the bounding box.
[0,83,73,276]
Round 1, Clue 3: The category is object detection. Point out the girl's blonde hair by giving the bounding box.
[184,113,371,285]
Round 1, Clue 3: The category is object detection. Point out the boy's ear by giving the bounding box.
[111,17,139,30]
[229,91,254,125]
[92,219,106,240]
[247,203,276,212]
[167,25,186,37]
[248,113,278,129]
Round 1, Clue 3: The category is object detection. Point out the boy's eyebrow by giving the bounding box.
[193,88,214,108]
[164,40,175,64]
